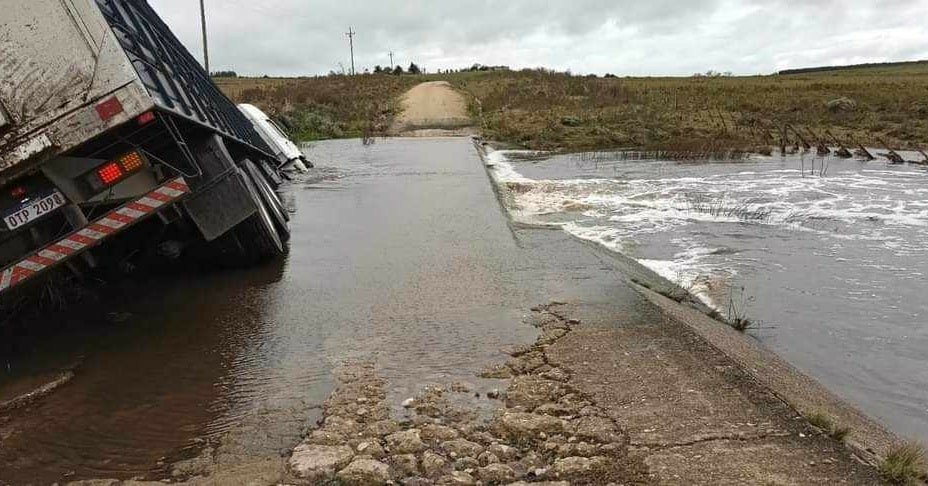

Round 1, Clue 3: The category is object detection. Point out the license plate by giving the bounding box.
[3,191,67,231]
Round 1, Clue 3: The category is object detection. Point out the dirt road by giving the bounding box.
[391,81,473,136]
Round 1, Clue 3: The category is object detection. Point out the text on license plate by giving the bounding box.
[4,191,67,230]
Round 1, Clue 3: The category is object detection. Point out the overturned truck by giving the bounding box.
[0,0,293,299]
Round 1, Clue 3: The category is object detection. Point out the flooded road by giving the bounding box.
[487,149,928,442]
[0,138,651,484]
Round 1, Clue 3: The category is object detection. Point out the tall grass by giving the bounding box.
[216,75,421,141]
[448,67,928,152]
[218,63,928,152]
[880,441,926,485]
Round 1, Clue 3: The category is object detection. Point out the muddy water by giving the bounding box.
[487,149,928,442]
[0,138,644,484]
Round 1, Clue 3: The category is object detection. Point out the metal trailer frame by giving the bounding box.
[93,0,273,157]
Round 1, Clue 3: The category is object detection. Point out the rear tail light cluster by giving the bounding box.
[85,151,147,192]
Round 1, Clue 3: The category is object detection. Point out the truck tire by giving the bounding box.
[214,168,284,264]
[257,158,284,188]
[243,159,290,240]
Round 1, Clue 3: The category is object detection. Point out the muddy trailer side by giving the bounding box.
[0,0,291,300]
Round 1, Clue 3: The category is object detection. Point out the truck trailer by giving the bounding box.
[0,0,292,299]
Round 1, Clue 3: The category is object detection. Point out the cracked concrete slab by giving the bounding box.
[546,307,884,484]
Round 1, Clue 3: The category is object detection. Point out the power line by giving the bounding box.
[345,27,356,75]
[389,51,394,70]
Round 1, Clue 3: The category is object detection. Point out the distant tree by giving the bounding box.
[604,73,617,78]
[408,62,422,75]
[374,65,383,74]
[211,70,238,78]
[393,65,405,75]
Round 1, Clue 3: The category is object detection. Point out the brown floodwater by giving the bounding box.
[0,138,653,484]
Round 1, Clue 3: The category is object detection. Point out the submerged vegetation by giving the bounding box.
[219,62,928,154]
[683,194,775,223]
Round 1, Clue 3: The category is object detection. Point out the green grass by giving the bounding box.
[880,442,926,485]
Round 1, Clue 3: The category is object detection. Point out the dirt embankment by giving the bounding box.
[391,81,474,137]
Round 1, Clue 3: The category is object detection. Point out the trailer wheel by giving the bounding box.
[221,168,284,263]
[257,158,284,188]
[243,159,290,240]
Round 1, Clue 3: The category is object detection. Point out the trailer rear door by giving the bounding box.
[1,0,104,128]
[0,0,143,179]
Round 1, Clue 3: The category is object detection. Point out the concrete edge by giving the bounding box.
[470,138,901,467]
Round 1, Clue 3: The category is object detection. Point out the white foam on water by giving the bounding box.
[485,149,928,314]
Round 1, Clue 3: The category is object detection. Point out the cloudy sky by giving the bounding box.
[149,0,928,77]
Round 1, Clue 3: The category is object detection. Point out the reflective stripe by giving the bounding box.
[30,255,57,267]
[127,202,154,214]
[88,223,115,235]
[117,207,147,219]
[136,196,164,209]
[19,259,46,272]
[0,268,13,290]
[0,177,190,295]
[167,180,190,192]
[77,228,107,240]
[147,191,172,203]
[158,186,184,198]
[38,249,67,261]
[57,239,85,251]
[96,218,126,230]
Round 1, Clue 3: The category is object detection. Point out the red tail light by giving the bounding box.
[85,151,148,192]
[97,162,124,185]
[10,186,26,199]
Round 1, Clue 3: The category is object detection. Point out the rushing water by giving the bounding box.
[487,149,928,441]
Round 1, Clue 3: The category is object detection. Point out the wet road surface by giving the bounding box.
[0,137,654,483]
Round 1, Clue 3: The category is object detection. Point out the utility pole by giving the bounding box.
[389,51,394,70]
[199,0,209,73]
[345,27,356,75]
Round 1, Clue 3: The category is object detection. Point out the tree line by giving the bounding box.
[373,63,422,75]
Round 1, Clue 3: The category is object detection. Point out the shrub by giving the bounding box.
[880,442,926,484]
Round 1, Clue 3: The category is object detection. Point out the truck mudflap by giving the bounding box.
[0,177,190,295]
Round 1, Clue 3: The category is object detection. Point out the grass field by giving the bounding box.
[216,75,420,141]
[218,62,928,153]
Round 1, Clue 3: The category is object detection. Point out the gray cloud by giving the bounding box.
[149,0,928,76]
